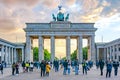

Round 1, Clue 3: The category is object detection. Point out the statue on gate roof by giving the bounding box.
[52,5,69,21]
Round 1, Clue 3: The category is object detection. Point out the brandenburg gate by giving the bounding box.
[24,6,97,63]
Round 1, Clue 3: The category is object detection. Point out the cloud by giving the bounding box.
[0,0,120,43]
[0,18,17,32]
[65,0,76,6]
[95,13,120,29]
[40,0,59,9]
[0,0,39,7]
[99,0,120,17]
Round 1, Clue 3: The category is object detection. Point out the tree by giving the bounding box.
[44,49,51,61]
[33,47,52,61]
[83,47,88,60]
[70,47,88,60]
[33,47,39,61]
[71,50,77,60]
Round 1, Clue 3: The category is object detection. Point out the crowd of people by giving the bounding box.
[0,59,120,78]
[96,59,119,78]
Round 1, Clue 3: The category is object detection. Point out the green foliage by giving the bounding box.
[71,50,77,60]
[33,47,39,61]
[33,47,51,61]
[83,47,88,60]
[70,47,88,60]
[33,47,88,61]
[44,49,51,61]
[61,57,66,60]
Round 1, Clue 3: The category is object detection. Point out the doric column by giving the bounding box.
[13,48,17,63]
[11,47,13,64]
[38,36,44,62]
[116,45,119,60]
[22,47,24,61]
[1,45,4,61]
[96,47,99,60]
[77,35,83,63]
[104,48,107,61]
[87,37,91,60]
[5,46,8,64]
[113,46,115,60]
[109,47,112,60]
[26,35,31,62]
[8,47,11,64]
[89,35,95,62]
[51,36,55,62]
[106,47,109,60]
[66,36,71,60]
[30,38,33,62]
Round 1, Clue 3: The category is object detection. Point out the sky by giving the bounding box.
[0,0,120,58]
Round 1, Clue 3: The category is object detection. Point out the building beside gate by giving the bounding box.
[0,38,25,64]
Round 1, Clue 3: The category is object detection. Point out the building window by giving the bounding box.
[0,48,1,51]
[115,54,117,59]
[119,48,120,51]
[119,56,120,61]
[115,48,117,52]
[112,49,113,52]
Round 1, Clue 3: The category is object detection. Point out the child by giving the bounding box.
[46,62,51,76]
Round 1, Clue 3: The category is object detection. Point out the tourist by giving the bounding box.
[113,60,119,76]
[0,62,3,74]
[25,62,30,72]
[15,62,19,75]
[99,59,104,76]
[46,62,51,76]
[53,60,59,72]
[22,61,26,72]
[106,60,112,78]
[71,60,74,69]
[96,60,99,69]
[82,59,87,75]
[30,62,34,72]
[74,59,79,75]
[12,62,16,75]
[67,60,71,75]
[63,60,68,75]
[40,60,46,77]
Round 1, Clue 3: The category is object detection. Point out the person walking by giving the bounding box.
[113,60,119,76]
[53,60,59,72]
[106,60,112,78]
[82,60,87,75]
[67,60,71,75]
[46,62,51,76]
[40,60,46,77]
[22,61,26,72]
[30,62,34,72]
[12,62,16,75]
[63,60,68,75]
[25,62,30,72]
[99,59,104,76]
[0,62,3,74]
[15,62,19,75]
[74,59,79,75]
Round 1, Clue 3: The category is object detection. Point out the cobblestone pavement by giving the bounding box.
[1,66,120,80]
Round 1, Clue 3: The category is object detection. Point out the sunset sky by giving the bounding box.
[0,0,120,58]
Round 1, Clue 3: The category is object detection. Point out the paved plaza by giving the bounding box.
[0,66,120,80]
